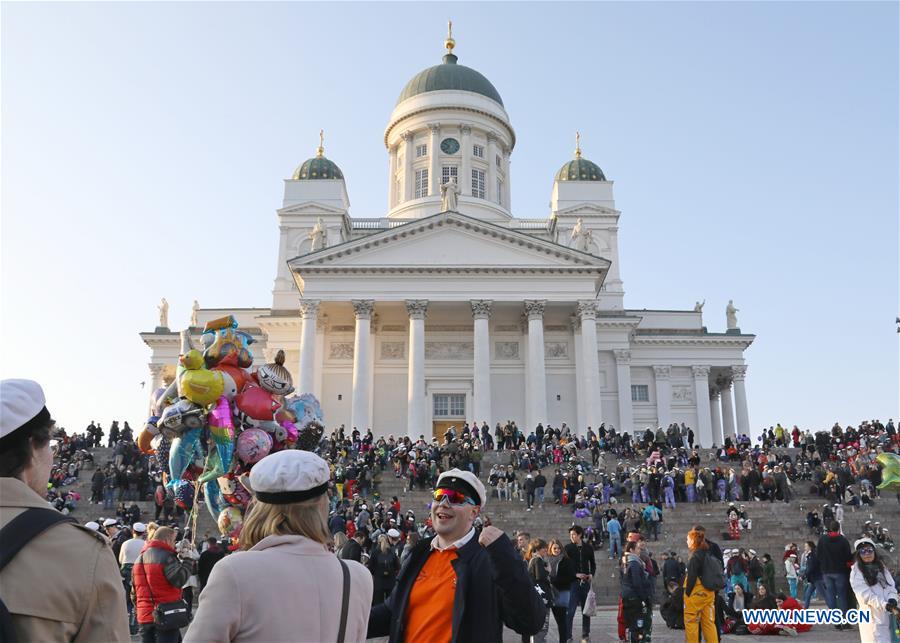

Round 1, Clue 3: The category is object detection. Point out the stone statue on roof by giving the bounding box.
[440,177,460,212]
[158,298,169,329]
[191,300,199,327]
[726,300,739,330]
[307,217,326,252]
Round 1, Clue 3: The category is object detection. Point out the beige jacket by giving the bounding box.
[0,477,130,642]
[185,534,372,643]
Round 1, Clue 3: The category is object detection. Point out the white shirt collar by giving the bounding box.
[431,527,476,552]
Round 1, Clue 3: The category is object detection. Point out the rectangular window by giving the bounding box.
[471,168,485,199]
[441,165,458,186]
[631,384,649,402]
[414,168,428,198]
[473,144,485,158]
[415,144,428,158]
[496,154,502,168]
[434,394,466,417]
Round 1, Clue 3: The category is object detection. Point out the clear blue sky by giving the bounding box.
[2,2,897,436]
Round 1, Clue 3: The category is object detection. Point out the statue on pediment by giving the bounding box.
[307,217,327,251]
[157,298,169,329]
[440,177,460,212]
[726,300,739,330]
[570,218,593,252]
[694,300,705,313]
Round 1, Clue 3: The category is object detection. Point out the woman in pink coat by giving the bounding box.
[185,450,372,642]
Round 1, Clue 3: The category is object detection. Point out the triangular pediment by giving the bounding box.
[289,211,610,271]
[278,201,347,216]
[556,203,620,217]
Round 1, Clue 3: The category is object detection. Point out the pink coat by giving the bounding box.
[184,534,372,643]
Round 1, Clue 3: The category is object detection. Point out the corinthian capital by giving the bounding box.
[351,299,375,320]
[731,364,748,381]
[692,365,711,378]
[576,300,598,320]
[470,299,493,320]
[405,299,428,320]
[298,299,320,319]
[523,300,546,321]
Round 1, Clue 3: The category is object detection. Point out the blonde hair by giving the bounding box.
[333,531,348,551]
[153,526,176,545]
[378,534,391,553]
[146,521,160,541]
[239,494,330,550]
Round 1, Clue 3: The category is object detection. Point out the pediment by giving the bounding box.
[289,211,610,271]
[556,203,620,217]
[278,201,347,216]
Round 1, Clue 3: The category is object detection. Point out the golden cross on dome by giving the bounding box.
[317,129,325,157]
[445,20,455,53]
[575,131,582,158]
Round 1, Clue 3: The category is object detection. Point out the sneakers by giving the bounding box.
[778,626,798,637]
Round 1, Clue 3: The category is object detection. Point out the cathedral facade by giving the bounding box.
[142,33,754,444]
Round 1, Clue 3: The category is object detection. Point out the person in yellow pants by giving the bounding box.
[683,528,719,643]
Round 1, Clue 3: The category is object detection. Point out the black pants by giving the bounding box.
[551,605,569,643]
[623,597,650,642]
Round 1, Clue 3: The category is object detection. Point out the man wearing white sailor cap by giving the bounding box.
[367,467,547,642]
[186,449,373,642]
[0,378,129,641]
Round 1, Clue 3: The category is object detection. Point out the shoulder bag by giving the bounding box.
[136,553,191,631]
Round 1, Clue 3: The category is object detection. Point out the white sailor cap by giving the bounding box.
[387,529,401,538]
[436,468,486,507]
[0,379,51,441]
[133,522,147,533]
[103,518,119,527]
[249,449,330,504]
[85,521,100,531]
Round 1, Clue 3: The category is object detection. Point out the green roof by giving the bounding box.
[396,53,503,107]
[292,155,344,181]
[556,157,606,182]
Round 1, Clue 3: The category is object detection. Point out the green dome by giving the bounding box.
[556,157,606,182]
[292,155,344,181]
[396,53,504,107]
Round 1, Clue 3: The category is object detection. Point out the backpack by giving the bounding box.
[700,552,726,591]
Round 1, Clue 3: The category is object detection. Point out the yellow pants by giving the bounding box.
[683,584,717,643]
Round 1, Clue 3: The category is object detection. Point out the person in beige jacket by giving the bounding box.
[0,379,129,642]
[185,449,372,643]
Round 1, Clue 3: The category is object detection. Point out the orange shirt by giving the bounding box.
[404,548,458,643]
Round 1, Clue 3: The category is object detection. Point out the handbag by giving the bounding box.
[137,554,191,631]
[583,587,597,617]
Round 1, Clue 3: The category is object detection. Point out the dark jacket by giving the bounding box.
[131,540,191,624]
[662,557,682,584]
[549,555,576,591]
[198,546,225,588]
[340,538,363,563]
[367,532,546,643]
[803,550,823,583]
[660,586,685,629]
[621,554,652,601]
[816,532,852,574]
[685,549,709,596]
[564,542,596,577]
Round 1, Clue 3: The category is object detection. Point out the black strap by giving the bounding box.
[0,508,74,571]
[0,508,74,643]
[337,558,350,643]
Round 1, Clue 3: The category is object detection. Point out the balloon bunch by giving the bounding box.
[136,315,325,544]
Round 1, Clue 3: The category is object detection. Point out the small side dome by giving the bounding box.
[292,130,344,180]
[555,132,606,182]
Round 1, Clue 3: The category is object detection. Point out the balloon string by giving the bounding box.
[188,449,212,547]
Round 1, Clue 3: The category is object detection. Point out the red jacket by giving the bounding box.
[131,540,190,623]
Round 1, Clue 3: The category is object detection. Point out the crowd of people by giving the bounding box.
[2,373,899,643]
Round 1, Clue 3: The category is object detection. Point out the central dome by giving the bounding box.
[396,53,504,107]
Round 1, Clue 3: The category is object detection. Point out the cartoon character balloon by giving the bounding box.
[217,506,244,541]
[236,428,273,464]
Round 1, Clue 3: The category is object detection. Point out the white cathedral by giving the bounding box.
[142,30,754,445]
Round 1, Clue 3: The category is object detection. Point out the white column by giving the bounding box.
[721,382,736,441]
[521,315,531,429]
[710,390,723,445]
[502,144,511,210]
[368,314,377,427]
[524,300,547,428]
[350,299,374,431]
[405,300,428,440]
[460,125,472,196]
[692,365,713,447]
[572,316,586,434]
[471,300,492,425]
[614,350,633,433]
[388,146,397,209]
[298,299,319,395]
[428,124,440,196]
[653,365,672,428]
[148,364,164,392]
[577,300,602,433]
[314,313,327,399]
[486,132,498,203]
[402,132,414,201]
[732,365,751,438]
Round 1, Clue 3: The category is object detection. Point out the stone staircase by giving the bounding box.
[67,445,899,604]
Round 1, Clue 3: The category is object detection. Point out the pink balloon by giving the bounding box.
[235,428,273,464]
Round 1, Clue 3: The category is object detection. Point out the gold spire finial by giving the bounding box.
[316,129,325,158]
[575,131,582,158]
[445,20,455,53]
